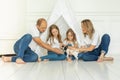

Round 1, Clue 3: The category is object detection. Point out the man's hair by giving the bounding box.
[36,18,47,26]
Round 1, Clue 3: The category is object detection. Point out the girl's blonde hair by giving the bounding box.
[47,24,62,44]
[65,28,77,43]
[81,19,95,39]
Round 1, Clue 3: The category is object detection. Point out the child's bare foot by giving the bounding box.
[16,58,25,64]
[67,58,72,62]
[2,56,12,62]
[103,57,114,61]
[43,59,49,62]
[38,58,41,62]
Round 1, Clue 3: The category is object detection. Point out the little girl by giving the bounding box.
[63,28,79,61]
[40,24,66,61]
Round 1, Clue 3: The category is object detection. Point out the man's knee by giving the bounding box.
[31,54,38,62]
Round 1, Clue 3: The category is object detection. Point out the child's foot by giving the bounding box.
[43,59,49,62]
[16,58,25,64]
[103,57,114,61]
[2,56,12,62]
[67,58,72,62]
[38,58,41,62]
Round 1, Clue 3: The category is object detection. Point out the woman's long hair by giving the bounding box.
[81,19,95,39]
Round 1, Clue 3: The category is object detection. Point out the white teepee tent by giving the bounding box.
[40,0,84,56]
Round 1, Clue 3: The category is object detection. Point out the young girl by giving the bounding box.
[78,19,113,62]
[63,28,79,62]
[40,24,66,61]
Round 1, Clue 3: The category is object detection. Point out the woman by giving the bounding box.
[78,19,113,62]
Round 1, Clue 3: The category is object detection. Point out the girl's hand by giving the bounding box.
[75,49,80,52]
[60,43,64,48]
[79,48,83,52]
[68,46,76,50]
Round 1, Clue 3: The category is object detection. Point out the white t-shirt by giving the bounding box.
[63,40,78,47]
[81,32,100,49]
[47,37,60,49]
[29,26,42,56]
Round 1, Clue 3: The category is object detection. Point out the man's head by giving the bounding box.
[36,18,47,33]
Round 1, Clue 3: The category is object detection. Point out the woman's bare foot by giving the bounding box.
[2,56,12,62]
[16,58,25,64]
[103,57,114,61]
[97,57,114,62]
[97,57,104,62]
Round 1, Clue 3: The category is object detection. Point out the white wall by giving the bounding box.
[0,0,120,55]
[0,0,26,54]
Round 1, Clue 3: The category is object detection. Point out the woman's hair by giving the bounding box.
[65,28,77,43]
[47,24,62,44]
[81,19,95,39]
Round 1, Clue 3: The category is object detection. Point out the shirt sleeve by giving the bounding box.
[30,26,40,37]
[91,32,99,46]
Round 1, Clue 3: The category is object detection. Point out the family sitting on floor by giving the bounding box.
[2,18,113,64]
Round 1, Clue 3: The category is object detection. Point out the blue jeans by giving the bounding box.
[40,51,66,61]
[78,34,110,61]
[12,34,38,62]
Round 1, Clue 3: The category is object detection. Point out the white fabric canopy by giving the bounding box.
[40,0,84,54]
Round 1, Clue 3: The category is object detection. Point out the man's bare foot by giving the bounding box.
[103,57,114,61]
[16,58,25,64]
[2,56,12,62]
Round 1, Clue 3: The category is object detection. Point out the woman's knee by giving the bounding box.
[82,55,89,61]
[102,34,110,41]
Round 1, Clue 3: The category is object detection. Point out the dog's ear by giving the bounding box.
[64,46,68,50]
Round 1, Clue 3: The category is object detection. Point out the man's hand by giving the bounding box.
[53,48,63,54]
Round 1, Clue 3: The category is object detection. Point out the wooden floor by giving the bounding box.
[0,55,120,80]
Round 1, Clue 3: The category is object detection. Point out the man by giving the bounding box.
[2,18,63,64]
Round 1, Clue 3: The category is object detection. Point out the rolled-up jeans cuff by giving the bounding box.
[101,50,106,54]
